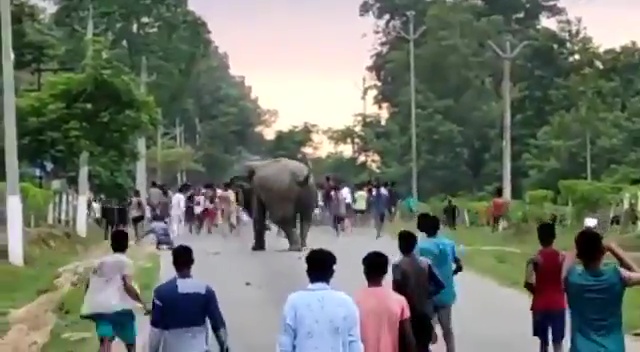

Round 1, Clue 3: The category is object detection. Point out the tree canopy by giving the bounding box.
[314,0,640,200]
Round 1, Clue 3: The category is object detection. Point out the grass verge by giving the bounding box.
[0,226,104,335]
[41,247,160,352]
[389,220,640,333]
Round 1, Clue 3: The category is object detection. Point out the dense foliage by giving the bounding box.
[308,0,640,202]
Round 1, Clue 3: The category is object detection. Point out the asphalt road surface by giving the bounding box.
[149,225,537,352]
[138,224,640,352]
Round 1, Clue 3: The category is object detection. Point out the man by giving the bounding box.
[442,199,458,230]
[81,229,148,352]
[369,182,389,238]
[356,251,416,352]
[340,183,353,232]
[170,184,187,237]
[277,248,362,352]
[149,245,228,352]
[393,230,444,352]
[562,229,640,351]
[416,214,462,352]
[524,222,566,352]
[148,181,163,217]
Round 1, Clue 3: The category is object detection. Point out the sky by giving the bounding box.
[188,0,640,131]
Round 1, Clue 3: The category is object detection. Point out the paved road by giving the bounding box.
[149,225,537,352]
[133,225,639,352]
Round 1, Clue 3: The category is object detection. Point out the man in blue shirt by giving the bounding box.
[148,245,228,352]
[368,182,389,238]
[277,248,363,352]
[416,213,463,352]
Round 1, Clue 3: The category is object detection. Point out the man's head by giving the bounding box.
[417,213,439,237]
[362,251,389,284]
[151,213,165,222]
[537,221,556,247]
[133,189,140,197]
[447,198,453,205]
[398,230,418,255]
[305,248,337,284]
[575,228,605,267]
[172,245,195,273]
[151,181,158,188]
[110,229,129,253]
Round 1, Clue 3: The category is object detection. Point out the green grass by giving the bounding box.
[390,221,640,333]
[0,226,104,335]
[42,249,160,352]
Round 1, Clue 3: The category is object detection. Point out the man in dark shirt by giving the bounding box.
[392,230,444,352]
[443,199,458,230]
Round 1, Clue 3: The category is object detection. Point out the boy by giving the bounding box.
[81,229,149,352]
[416,214,462,352]
[143,214,174,249]
[524,222,566,352]
[356,251,415,352]
[562,229,640,351]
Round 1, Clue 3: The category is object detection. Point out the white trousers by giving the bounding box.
[170,213,183,237]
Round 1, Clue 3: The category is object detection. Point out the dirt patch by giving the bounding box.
[0,246,107,352]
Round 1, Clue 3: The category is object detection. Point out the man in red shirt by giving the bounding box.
[524,222,566,352]
[490,186,508,232]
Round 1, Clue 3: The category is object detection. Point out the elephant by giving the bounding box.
[230,157,317,251]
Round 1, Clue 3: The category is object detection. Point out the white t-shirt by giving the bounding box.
[171,192,185,215]
[81,253,137,315]
[194,195,205,214]
[340,187,353,204]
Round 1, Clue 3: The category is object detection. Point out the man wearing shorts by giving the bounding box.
[81,229,148,352]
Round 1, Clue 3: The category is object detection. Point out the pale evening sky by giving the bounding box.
[188,0,640,131]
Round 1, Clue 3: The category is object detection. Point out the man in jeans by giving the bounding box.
[416,214,463,352]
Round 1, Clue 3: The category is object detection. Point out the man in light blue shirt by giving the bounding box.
[416,213,463,352]
[148,245,228,352]
[277,248,363,352]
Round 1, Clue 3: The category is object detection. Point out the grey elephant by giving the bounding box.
[231,157,317,251]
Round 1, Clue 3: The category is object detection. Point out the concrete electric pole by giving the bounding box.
[397,11,425,202]
[2,0,24,265]
[488,36,529,200]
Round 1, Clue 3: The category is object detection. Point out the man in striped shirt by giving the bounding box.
[148,245,229,352]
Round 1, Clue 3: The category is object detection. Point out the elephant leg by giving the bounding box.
[299,209,312,249]
[251,197,267,251]
[277,218,301,251]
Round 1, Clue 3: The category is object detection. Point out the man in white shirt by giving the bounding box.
[170,185,187,237]
[81,229,148,352]
[340,185,353,232]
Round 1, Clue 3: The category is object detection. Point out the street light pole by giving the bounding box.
[488,36,529,201]
[397,11,426,201]
[2,0,24,266]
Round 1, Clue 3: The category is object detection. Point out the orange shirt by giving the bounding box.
[355,286,410,352]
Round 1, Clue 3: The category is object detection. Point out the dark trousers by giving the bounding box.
[400,311,434,352]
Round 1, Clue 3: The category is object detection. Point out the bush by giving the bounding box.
[0,182,53,226]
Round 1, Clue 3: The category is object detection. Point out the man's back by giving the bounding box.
[418,235,457,306]
[150,277,226,352]
[356,286,409,352]
[278,283,362,352]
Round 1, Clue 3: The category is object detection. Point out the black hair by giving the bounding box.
[417,214,439,237]
[398,230,418,255]
[151,213,165,222]
[494,186,503,198]
[416,212,431,233]
[305,248,336,283]
[133,189,140,197]
[362,251,389,283]
[575,228,605,265]
[110,229,129,253]
[151,181,158,187]
[537,222,556,247]
[172,245,195,271]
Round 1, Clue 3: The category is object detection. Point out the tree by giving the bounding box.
[355,0,640,200]
[17,39,157,187]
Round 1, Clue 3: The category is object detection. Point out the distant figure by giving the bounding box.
[142,214,174,250]
[170,185,187,237]
[148,181,163,217]
[490,186,508,232]
[442,198,458,230]
[129,190,145,240]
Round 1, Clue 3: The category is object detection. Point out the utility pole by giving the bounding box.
[397,11,425,201]
[175,118,183,184]
[136,56,153,200]
[156,110,163,182]
[488,36,529,201]
[75,2,93,238]
[2,0,24,266]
